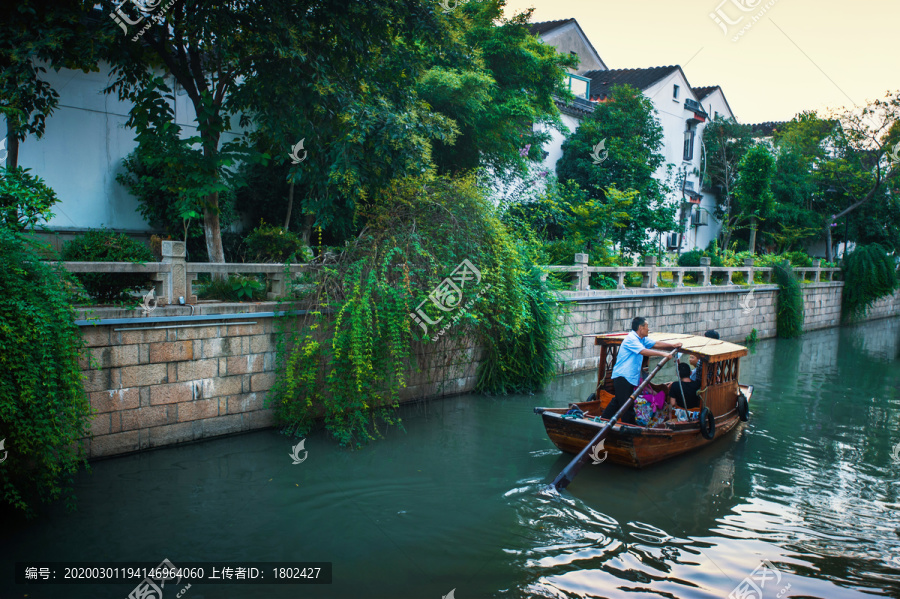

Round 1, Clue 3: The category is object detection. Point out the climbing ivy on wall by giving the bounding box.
[269,174,562,447]
[773,261,804,338]
[0,228,92,517]
[841,244,898,322]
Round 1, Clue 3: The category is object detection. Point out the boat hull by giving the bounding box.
[537,385,752,468]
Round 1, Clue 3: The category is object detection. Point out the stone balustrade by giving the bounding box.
[54,241,309,305]
[541,254,841,292]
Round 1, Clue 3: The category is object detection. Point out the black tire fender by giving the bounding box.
[736,392,749,422]
[700,407,716,440]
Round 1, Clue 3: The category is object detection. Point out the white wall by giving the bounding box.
[2,62,243,233]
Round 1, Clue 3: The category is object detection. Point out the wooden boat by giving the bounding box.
[535,332,753,468]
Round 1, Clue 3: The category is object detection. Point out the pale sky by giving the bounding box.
[502,0,900,124]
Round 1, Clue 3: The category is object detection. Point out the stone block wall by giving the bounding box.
[80,317,277,459]
[77,282,899,459]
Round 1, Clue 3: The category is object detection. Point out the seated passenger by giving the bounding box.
[669,362,701,410]
[690,329,720,383]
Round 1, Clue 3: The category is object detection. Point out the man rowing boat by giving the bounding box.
[600,317,683,425]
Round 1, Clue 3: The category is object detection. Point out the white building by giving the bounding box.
[529,20,739,253]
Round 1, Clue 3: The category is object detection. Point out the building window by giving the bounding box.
[673,85,680,99]
[566,73,590,100]
[683,129,695,161]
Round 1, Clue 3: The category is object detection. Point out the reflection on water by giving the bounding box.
[2,318,900,598]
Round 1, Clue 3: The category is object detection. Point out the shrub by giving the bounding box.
[774,261,803,338]
[244,221,312,263]
[0,166,59,232]
[784,250,812,267]
[0,228,91,517]
[194,274,267,302]
[61,228,155,302]
[271,174,562,447]
[841,244,898,321]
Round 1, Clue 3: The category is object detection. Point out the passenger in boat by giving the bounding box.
[690,329,720,383]
[669,362,701,410]
[601,317,683,424]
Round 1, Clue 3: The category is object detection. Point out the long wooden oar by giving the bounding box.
[548,348,679,491]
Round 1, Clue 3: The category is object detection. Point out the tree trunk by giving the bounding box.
[748,215,757,254]
[300,213,314,247]
[5,118,19,169]
[284,179,294,231]
[203,191,225,265]
[824,225,833,263]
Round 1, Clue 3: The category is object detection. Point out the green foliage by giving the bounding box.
[735,143,776,253]
[0,0,105,168]
[0,166,59,231]
[556,84,675,253]
[270,174,561,447]
[841,244,898,321]
[773,262,804,338]
[195,274,267,303]
[116,136,237,245]
[0,228,91,516]
[61,228,154,302]
[744,328,758,345]
[244,222,311,263]
[701,115,755,248]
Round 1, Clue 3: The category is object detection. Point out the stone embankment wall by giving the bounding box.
[78,284,899,459]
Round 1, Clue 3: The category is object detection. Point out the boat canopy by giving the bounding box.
[588,332,748,363]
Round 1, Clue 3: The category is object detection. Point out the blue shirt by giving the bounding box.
[611,331,656,386]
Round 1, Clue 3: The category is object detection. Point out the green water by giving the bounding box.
[3,318,900,598]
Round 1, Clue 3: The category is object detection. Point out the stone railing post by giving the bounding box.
[743,257,754,285]
[642,255,657,288]
[574,253,590,291]
[616,270,626,290]
[673,269,684,287]
[160,241,192,303]
[699,256,711,286]
[267,270,287,300]
[812,259,822,282]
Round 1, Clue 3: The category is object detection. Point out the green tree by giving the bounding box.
[556,84,673,253]
[0,1,104,168]
[418,1,576,175]
[221,0,466,244]
[734,144,776,254]
[820,91,900,261]
[700,115,754,249]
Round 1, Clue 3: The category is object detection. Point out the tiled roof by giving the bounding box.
[693,86,719,99]
[528,19,576,36]
[584,66,680,100]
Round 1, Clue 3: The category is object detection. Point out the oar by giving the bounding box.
[548,348,679,492]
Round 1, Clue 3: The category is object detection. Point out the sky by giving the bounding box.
[500,0,900,124]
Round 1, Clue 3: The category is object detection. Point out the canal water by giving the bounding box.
[3,318,900,598]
